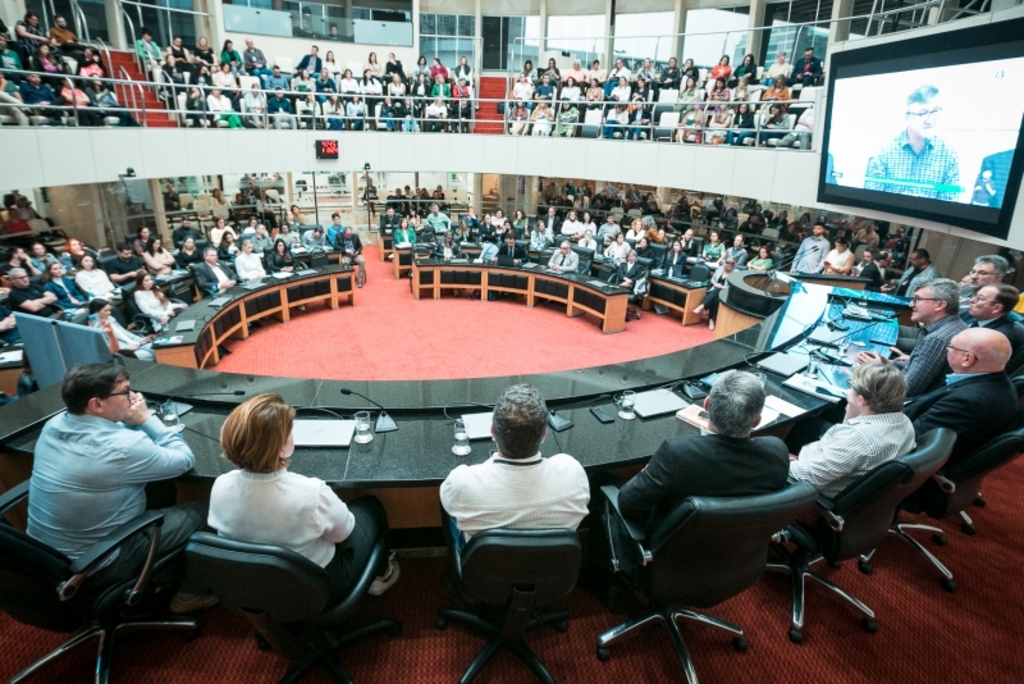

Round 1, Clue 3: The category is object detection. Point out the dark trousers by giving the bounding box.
[703,287,723,320]
[90,499,209,596]
[323,496,391,603]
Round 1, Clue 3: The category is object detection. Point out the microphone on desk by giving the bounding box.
[339,388,398,433]
[172,390,247,397]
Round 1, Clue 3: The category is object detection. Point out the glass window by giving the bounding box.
[546,15,603,69]
[420,13,474,70]
[484,15,538,72]
[613,12,676,71]
[682,8,750,74]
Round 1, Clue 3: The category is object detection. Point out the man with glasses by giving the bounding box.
[884,248,940,298]
[905,328,1017,467]
[6,267,62,319]
[547,240,579,274]
[789,363,915,497]
[965,284,1024,355]
[26,363,215,613]
[958,254,1008,305]
[856,278,966,397]
[865,85,960,201]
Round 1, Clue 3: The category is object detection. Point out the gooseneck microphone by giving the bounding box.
[172,390,247,397]
[340,388,398,433]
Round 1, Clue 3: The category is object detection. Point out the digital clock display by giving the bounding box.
[316,140,339,159]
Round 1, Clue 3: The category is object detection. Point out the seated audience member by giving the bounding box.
[596,215,621,247]
[425,203,452,234]
[276,222,301,248]
[134,272,186,329]
[823,237,855,275]
[267,88,294,129]
[0,305,19,343]
[249,223,274,254]
[749,245,774,272]
[440,384,589,549]
[193,247,238,297]
[548,240,579,273]
[959,254,1009,305]
[172,218,197,249]
[858,278,967,397]
[883,248,940,297]
[603,233,630,265]
[578,230,598,252]
[692,257,736,331]
[852,247,883,291]
[789,364,914,497]
[104,243,147,285]
[788,47,823,88]
[1,247,39,279]
[86,79,138,126]
[88,299,154,360]
[210,393,400,598]
[302,226,327,251]
[131,227,153,258]
[611,371,787,545]
[762,51,792,86]
[28,242,59,274]
[965,284,1024,353]
[393,218,416,246]
[7,268,62,318]
[74,254,116,300]
[210,218,238,249]
[497,233,528,266]
[905,328,1017,467]
[27,363,213,612]
[41,262,86,309]
[614,249,647,291]
[437,232,462,261]
[175,236,204,269]
[268,239,297,273]
[143,237,177,276]
[334,227,366,287]
[663,240,689,278]
[725,234,748,268]
[529,221,552,251]
[234,240,267,282]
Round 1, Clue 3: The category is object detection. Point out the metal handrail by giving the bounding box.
[120,6,142,76]
[119,0,212,18]
[118,65,147,128]
[61,75,79,126]
[71,0,91,44]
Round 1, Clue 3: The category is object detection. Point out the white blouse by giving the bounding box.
[209,469,355,568]
[234,251,267,281]
[75,268,115,298]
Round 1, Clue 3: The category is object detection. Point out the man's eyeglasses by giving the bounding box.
[945,345,973,357]
[910,295,941,304]
[105,386,134,399]
[906,107,943,118]
[968,268,995,277]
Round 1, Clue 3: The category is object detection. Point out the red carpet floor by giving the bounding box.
[213,247,715,381]
[3,458,1024,683]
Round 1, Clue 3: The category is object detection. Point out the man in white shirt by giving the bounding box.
[789,363,915,497]
[540,206,559,238]
[440,384,590,549]
[596,214,621,247]
[548,241,579,273]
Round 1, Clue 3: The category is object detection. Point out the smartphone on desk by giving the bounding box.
[590,405,615,424]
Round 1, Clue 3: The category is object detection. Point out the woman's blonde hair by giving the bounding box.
[220,393,295,473]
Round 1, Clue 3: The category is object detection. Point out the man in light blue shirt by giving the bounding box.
[425,203,452,234]
[264,66,291,92]
[27,363,213,612]
[790,222,829,274]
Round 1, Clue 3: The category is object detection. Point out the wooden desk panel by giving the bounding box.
[412,261,628,333]
[644,277,707,326]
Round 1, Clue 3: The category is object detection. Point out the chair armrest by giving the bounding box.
[814,496,844,532]
[601,485,652,570]
[61,510,164,603]
[0,481,30,516]
[317,540,386,624]
[931,472,955,493]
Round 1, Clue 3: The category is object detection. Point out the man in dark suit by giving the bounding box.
[617,371,790,531]
[192,247,237,298]
[788,47,822,88]
[539,206,561,238]
[964,284,1024,356]
[905,328,1017,467]
[333,226,365,287]
[497,234,528,266]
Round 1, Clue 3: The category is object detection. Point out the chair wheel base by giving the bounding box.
[788,628,803,644]
[861,618,878,634]
[255,632,271,650]
[732,637,748,652]
[435,616,447,630]
[858,561,873,575]
[827,560,842,569]
[973,496,986,508]
[932,534,948,546]
[182,629,199,643]
[961,522,976,536]
[941,579,958,593]
[388,621,403,638]
[596,646,611,662]
[554,620,569,633]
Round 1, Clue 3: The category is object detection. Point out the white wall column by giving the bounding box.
[102,0,126,50]
[538,0,548,53]
[829,0,856,44]
[474,0,482,79]
[747,0,767,64]
[670,0,688,64]
[602,0,614,72]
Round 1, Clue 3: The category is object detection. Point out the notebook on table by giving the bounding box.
[632,389,690,419]
[292,420,357,447]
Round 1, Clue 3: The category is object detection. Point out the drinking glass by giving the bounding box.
[159,401,183,432]
[353,410,374,444]
[452,419,472,456]
[616,391,637,420]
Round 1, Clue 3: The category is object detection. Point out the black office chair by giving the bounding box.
[1005,330,1024,375]
[688,263,710,283]
[120,280,157,334]
[860,409,1024,591]
[0,482,198,684]
[571,246,594,275]
[435,528,581,684]
[185,532,400,684]
[596,483,818,683]
[98,252,121,276]
[767,428,956,642]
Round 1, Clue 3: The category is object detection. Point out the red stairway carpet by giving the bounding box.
[2,458,1023,683]
[214,246,716,381]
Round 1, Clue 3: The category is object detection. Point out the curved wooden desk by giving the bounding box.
[409,259,630,333]
[153,264,357,369]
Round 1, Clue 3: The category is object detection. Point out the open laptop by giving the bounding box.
[756,352,810,377]
[292,419,357,448]
[174,319,197,333]
[208,296,233,308]
[495,255,518,268]
[632,389,690,419]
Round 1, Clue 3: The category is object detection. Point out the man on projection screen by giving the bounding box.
[864,85,961,202]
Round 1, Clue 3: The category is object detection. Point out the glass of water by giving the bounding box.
[353,411,374,444]
[159,401,182,432]
[452,419,471,456]
[616,391,637,420]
